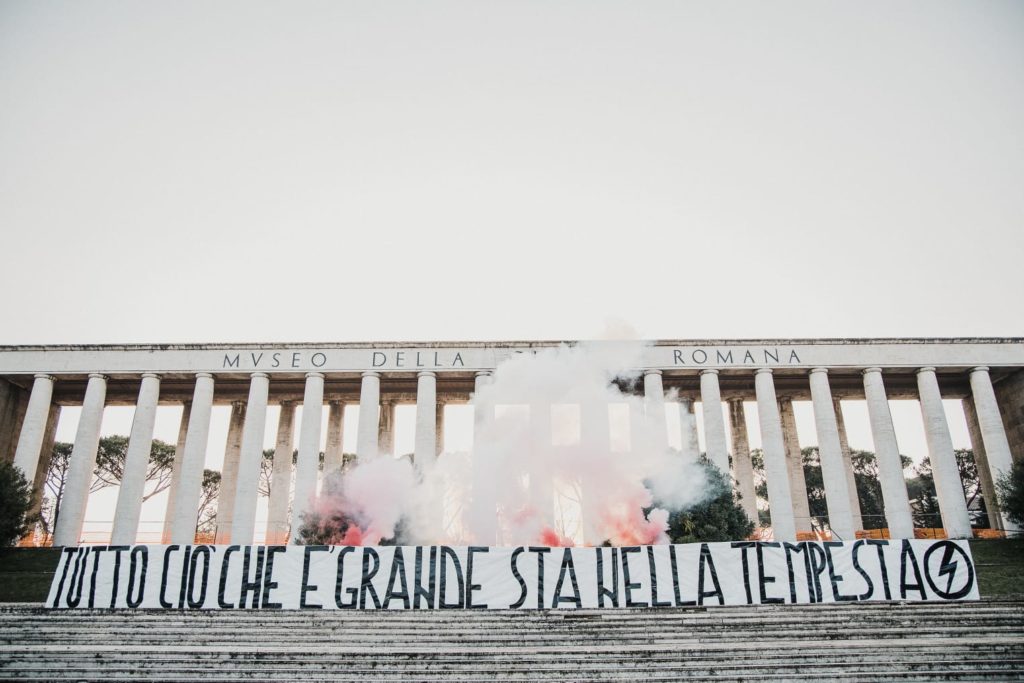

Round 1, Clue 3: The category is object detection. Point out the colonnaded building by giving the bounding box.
[1,338,1022,547]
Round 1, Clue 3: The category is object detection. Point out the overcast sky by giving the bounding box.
[2,0,1022,345]
[2,2,1021,536]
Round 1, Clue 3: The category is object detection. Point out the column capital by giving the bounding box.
[754,368,773,376]
[195,372,214,379]
[279,399,295,406]
[809,367,829,376]
[250,372,269,379]
[141,372,161,380]
[328,399,343,406]
[971,366,990,374]
[362,371,380,379]
[304,372,325,379]
[88,372,108,380]
[862,367,883,375]
[417,370,436,378]
[700,368,719,376]
[644,369,663,377]
[475,370,492,378]
[33,373,55,381]
[916,366,936,375]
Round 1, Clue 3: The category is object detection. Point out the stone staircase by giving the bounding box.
[1,599,1023,681]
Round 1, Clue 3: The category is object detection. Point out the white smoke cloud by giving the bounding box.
[310,341,711,547]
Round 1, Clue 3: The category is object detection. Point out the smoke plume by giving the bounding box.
[304,342,710,547]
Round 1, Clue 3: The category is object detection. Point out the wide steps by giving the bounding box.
[2,599,1023,681]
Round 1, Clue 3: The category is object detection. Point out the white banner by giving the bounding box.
[46,540,978,610]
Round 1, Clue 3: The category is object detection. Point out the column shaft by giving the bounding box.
[414,372,437,468]
[266,402,296,545]
[808,369,855,540]
[11,374,55,485]
[214,401,245,544]
[53,374,107,546]
[678,398,700,461]
[528,401,554,528]
[917,368,971,538]
[962,397,1002,530]
[28,404,61,539]
[834,398,864,531]
[700,370,729,472]
[643,370,667,452]
[580,398,610,545]
[323,401,345,476]
[230,373,270,544]
[161,401,191,544]
[110,374,162,544]
[862,368,915,539]
[779,397,811,533]
[435,402,446,456]
[378,400,396,457]
[729,399,758,525]
[356,372,380,460]
[969,367,1020,532]
[754,369,796,542]
[291,373,325,541]
[169,375,215,544]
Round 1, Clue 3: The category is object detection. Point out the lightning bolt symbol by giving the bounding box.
[937,544,959,594]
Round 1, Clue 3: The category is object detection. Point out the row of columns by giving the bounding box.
[7,364,1019,546]
[647,366,1018,541]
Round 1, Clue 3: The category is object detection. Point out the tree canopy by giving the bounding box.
[0,461,35,546]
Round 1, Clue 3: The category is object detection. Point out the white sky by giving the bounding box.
[1,1,1021,537]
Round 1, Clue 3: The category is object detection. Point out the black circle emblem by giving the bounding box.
[923,541,974,600]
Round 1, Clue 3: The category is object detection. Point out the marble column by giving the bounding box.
[230,372,270,544]
[435,402,446,456]
[862,368,915,539]
[917,367,971,538]
[528,401,554,528]
[214,401,245,544]
[265,401,296,546]
[323,400,345,476]
[643,370,668,452]
[700,370,729,472]
[169,374,215,544]
[779,397,811,533]
[678,398,700,461]
[356,372,380,460]
[378,400,396,457]
[11,374,55,485]
[962,397,1002,530]
[728,399,758,525]
[161,401,191,544]
[834,398,864,531]
[808,369,855,540]
[28,404,61,538]
[754,369,796,542]
[969,367,1020,532]
[414,372,437,467]
[53,373,107,547]
[291,372,325,541]
[580,398,611,545]
[110,373,162,545]
[470,371,496,544]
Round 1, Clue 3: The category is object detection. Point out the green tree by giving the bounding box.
[905,449,984,528]
[196,469,221,534]
[662,462,754,543]
[996,460,1024,527]
[41,436,177,541]
[0,461,35,546]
